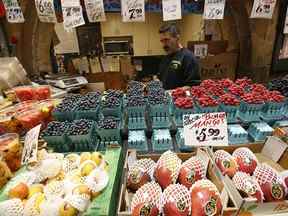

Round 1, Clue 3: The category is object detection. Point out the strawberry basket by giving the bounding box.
[238,101,264,122]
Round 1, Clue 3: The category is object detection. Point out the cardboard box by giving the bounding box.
[209,136,288,215]
[199,52,238,80]
[117,149,238,216]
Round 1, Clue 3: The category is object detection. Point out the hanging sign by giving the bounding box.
[250,0,277,19]
[62,0,85,30]
[162,0,182,21]
[284,9,288,34]
[121,0,145,22]
[183,112,229,147]
[35,0,57,23]
[203,0,226,20]
[21,124,41,165]
[2,0,25,23]
[84,0,106,22]
[194,44,208,58]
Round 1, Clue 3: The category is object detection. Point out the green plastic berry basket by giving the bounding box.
[219,104,240,123]
[238,101,264,122]
[128,130,148,152]
[74,106,100,121]
[128,117,147,130]
[52,110,76,121]
[96,120,122,143]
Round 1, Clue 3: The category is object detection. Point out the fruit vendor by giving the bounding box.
[158,23,200,90]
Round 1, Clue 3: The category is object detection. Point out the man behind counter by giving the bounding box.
[157,23,200,90]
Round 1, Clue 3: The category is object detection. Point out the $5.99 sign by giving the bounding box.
[183,112,228,146]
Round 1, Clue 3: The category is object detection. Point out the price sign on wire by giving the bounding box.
[35,0,57,23]
[2,0,24,23]
[203,0,226,20]
[250,0,277,19]
[84,0,106,22]
[183,112,229,147]
[21,124,41,165]
[162,0,182,21]
[121,0,145,22]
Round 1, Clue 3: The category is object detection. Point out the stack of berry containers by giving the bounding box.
[66,119,97,152]
[147,81,171,129]
[238,92,265,122]
[128,130,148,152]
[172,88,195,127]
[13,85,51,102]
[195,95,219,113]
[41,121,71,152]
[96,117,121,144]
[261,91,286,121]
[227,124,249,145]
[100,89,123,118]
[73,92,101,121]
[248,122,274,142]
[52,94,81,121]
[151,129,173,152]
[219,94,240,123]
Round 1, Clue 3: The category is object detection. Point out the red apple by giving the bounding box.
[190,180,222,216]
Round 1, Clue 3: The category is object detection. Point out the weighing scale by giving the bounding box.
[45,74,88,89]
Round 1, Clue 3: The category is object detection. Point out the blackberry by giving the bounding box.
[67,119,94,136]
[42,121,70,137]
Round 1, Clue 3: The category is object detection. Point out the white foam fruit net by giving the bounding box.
[65,193,91,212]
[190,179,220,195]
[0,198,24,216]
[156,151,182,184]
[128,159,156,182]
[214,150,233,162]
[232,147,258,162]
[131,182,162,213]
[44,180,65,198]
[85,168,109,194]
[40,196,64,216]
[63,154,80,174]
[233,171,264,200]
[160,184,191,215]
[23,193,43,216]
[34,159,62,180]
[181,156,206,179]
[253,164,280,186]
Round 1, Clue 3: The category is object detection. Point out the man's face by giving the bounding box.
[160,32,179,55]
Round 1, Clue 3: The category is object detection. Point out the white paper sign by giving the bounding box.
[284,9,288,34]
[194,44,208,58]
[183,112,229,146]
[21,124,41,165]
[162,0,182,21]
[250,0,277,19]
[2,0,25,23]
[262,136,287,162]
[35,0,57,23]
[84,0,106,22]
[62,6,85,30]
[62,0,81,7]
[121,0,145,22]
[203,0,226,20]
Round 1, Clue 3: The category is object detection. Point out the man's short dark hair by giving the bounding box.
[159,23,180,38]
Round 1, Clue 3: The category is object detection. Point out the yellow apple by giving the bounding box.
[28,184,44,198]
[80,161,96,176]
[91,152,103,166]
[8,182,29,200]
[80,152,91,164]
[34,193,45,212]
[59,203,78,216]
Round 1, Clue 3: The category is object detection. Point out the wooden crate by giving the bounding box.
[117,149,238,216]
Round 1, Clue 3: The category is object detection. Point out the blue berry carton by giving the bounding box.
[101,105,122,118]
[273,120,288,128]
[96,119,122,143]
[228,124,249,145]
[151,129,173,152]
[74,105,100,121]
[219,104,239,123]
[148,103,170,118]
[238,101,264,122]
[151,116,171,129]
[128,130,148,152]
[52,109,77,122]
[261,101,285,121]
[96,140,120,151]
[128,117,147,130]
[195,103,219,114]
[248,122,274,142]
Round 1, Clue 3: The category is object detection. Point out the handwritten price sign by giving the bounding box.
[250,0,276,19]
[121,0,145,22]
[35,0,57,23]
[183,112,228,146]
[203,0,226,20]
[162,0,182,21]
[84,0,106,22]
[2,0,24,23]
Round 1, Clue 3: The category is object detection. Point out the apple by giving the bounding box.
[91,152,103,166]
[79,152,91,164]
[8,182,29,200]
[80,160,96,176]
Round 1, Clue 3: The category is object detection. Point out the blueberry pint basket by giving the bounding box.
[66,121,97,152]
[128,130,148,152]
[195,102,219,114]
[128,117,147,130]
[151,129,173,152]
[261,101,285,120]
[74,106,100,121]
[96,119,122,143]
[238,101,264,122]
[219,104,239,123]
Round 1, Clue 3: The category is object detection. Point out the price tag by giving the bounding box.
[21,124,41,165]
[2,0,24,23]
[284,9,288,34]
[203,0,226,20]
[84,0,106,22]
[35,0,57,23]
[62,6,85,30]
[162,0,182,21]
[250,0,277,19]
[194,44,208,58]
[121,0,145,22]
[183,112,229,147]
[62,0,80,7]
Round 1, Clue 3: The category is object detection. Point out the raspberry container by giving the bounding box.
[33,85,51,101]
[151,129,173,152]
[128,130,148,152]
[248,122,274,142]
[195,102,219,114]
[238,101,265,122]
[220,104,239,123]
